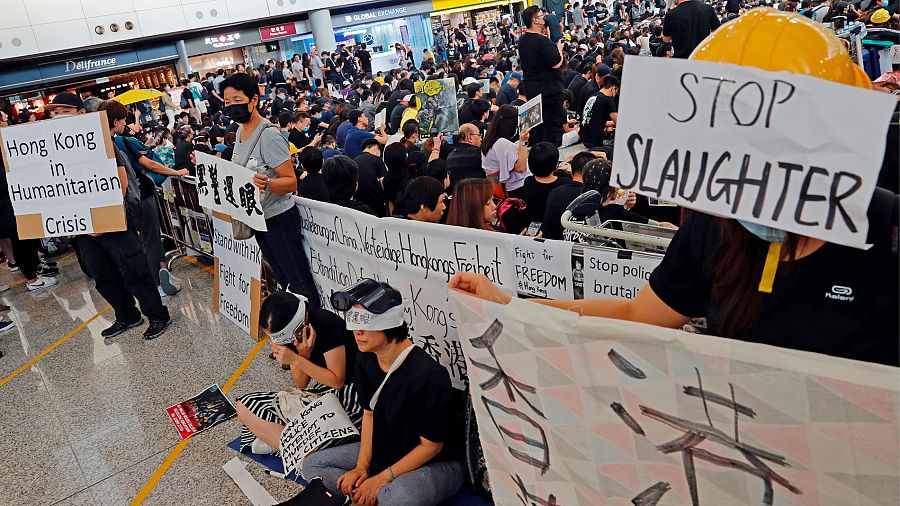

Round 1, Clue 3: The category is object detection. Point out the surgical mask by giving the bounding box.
[223,103,253,124]
[302,126,310,132]
[738,220,787,243]
[53,113,75,118]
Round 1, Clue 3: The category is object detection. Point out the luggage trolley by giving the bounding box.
[559,190,677,253]
[156,175,216,269]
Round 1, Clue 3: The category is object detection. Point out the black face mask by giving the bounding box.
[224,102,253,124]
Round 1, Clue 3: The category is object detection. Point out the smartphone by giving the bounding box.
[526,221,542,237]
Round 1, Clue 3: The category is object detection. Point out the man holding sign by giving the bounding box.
[450,10,898,367]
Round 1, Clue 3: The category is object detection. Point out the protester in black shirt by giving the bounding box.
[445,123,486,192]
[302,280,465,505]
[324,155,377,216]
[581,75,619,148]
[543,152,597,240]
[297,147,330,202]
[522,142,570,227]
[567,63,593,112]
[353,139,389,217]
[519,5,567,147]
[288,112,318,150]
[357,44,373,74]
[663,0,721,58]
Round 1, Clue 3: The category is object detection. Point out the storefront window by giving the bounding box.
[189,49,246,76]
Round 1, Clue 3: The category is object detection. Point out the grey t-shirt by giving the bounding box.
[232,119,293,219]
[310,57,324,81]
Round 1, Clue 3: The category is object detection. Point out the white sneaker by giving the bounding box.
[0,319,15,333]
[250,438,278,455]
[27,276,57,291]
[0,284,9,292]
[158,268,181,296]
[158,285,169,298]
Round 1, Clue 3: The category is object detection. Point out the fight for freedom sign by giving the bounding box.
[0,112,125,239]
[613,57,896,249]
[195,152,267,231]
[211,217,262,339]
[452,291,899,506]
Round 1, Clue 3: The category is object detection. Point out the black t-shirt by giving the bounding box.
[517,32,563,92]
[663,0,721,58]
[357,50,372,74]
[585,3,597,16]
[581,93,617,147]
[306,307,358,378]
[523,175,570,224]
[354,346,464,475]
[543,181,584,240]
[446,143,486,192]
[298,173,330,202]
[288,128,313,150]
[353,153,388,217]
[577,80,599,117]
[649,198,899,366]
[567,75,588,107]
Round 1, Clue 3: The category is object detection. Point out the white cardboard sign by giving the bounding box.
[612,57,896,249]
[512,236,574,299]
[280,393,359,477]
[211,217,262,338]
[578,247,662,300]
[195,152,268,231]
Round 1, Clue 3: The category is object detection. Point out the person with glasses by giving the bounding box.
[445,123,486,193]
[234,290,361,456]
[302,279,465,506]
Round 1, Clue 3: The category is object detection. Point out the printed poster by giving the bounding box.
[518,94,543,133]
[414,78,460,138]
[452,291,900,506]
[166,384,237,440]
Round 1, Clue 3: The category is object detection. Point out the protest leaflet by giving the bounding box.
[195,152,267,231]
[518,94,543,133]
[613,57,896,249]
[452,291,900,505]
[0,112,125,239]
[280,393,359,477]
[211,217,262,338]
[166,384,236,440]
[414,78,460,138]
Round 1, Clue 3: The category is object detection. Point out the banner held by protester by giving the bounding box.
[211,216,262,339]
[195,151,267,231]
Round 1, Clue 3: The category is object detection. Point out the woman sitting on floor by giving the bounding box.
[302,278,466,506]
[235,290,360,455]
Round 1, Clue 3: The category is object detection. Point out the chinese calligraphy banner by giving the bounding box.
[195,152,267,231]
[211,217,262,339]
[0,112,125,239]
[452,291,899,506]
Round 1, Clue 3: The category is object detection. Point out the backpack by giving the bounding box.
[180,89,192,109]
[496,197,529,234]
[121,136,169,185]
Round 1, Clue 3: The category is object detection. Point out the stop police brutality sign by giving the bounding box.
[612,57,896,249]
[0,112,125,239]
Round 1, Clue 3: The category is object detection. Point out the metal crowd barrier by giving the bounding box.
[156,175,216,269]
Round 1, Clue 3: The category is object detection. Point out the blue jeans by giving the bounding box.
[302,442,465,506]
[254,206,321,308]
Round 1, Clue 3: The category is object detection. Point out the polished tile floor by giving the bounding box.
[0,252,305,505]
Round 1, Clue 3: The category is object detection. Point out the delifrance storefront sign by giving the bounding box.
[64,57,117,73]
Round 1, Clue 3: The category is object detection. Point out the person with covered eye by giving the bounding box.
[234,290,361,455]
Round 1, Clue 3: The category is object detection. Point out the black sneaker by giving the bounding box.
[40,259,57,268]
[0,320,16,334]
[101,318,143,338]
[143,318,172,340]
[37,265,59,276]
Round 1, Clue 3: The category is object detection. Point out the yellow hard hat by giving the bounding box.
[691,8,871,89]
[870,8,890,24]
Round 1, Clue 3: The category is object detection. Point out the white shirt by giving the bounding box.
[482,138,530,191]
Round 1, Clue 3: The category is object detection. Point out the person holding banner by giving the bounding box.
[235,290,361,455]
[221,72,320,308]
[302,279,465,506]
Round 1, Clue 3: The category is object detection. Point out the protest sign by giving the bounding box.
[296,197,516,389]
[518,94,543,133]
[577,246,663,300]
[0,112,125,239]
[211,217,262,339]
[280,393,359,477]
[374,108,387,130]
[512,236,574,299]
[195,152,267,231]
[452,291,900,506]
[612,57,896,249]
[414,78,460,138]
[166,384,236,440]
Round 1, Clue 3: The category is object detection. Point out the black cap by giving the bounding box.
[45,92,85,111]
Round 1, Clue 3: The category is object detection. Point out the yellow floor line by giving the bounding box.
[130,338,268,505]
[180,255,215,275]
[0,306,111,389]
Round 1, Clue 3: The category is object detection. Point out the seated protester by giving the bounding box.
[446,179,497,231]
[468,99,492,136]
[400,96,421,137]
[389,94,413,134]
[221,132,236,161]
[353,139,389,217]
[297,147,330,202]
[422,159,451,191]
[543,151,597,240]
[345,109,389,159]
[457,83,485,124]
[278,111,294,141]
[302,280,466,505]
[561,90,581,148]
[522,142,571,227]
[382,143,410,216]
[582,158,675,227]
[581,75,619,149]
[400,120,421,155]
[320,133,341,160]
[481,105,530,199]
[446,123,486,192]
[336,116,354,148]
[323,155,377,216]
[496,72,521,106]
[396,176,447,223]
[236,290,361,455]
[289,111,318,150]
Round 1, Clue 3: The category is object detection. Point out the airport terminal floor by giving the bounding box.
[0,254,302,505]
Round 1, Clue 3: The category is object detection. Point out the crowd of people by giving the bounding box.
[0,0,896,501]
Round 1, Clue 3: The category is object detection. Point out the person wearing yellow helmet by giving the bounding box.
[867,7,891,24]
[449,9,899,368]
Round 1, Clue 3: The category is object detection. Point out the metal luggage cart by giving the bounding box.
[560,190,677,253]
[156,175,215,269]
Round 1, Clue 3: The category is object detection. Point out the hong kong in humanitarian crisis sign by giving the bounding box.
[0,112,125,239]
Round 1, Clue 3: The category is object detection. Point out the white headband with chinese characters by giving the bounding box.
[344,302,407,331]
